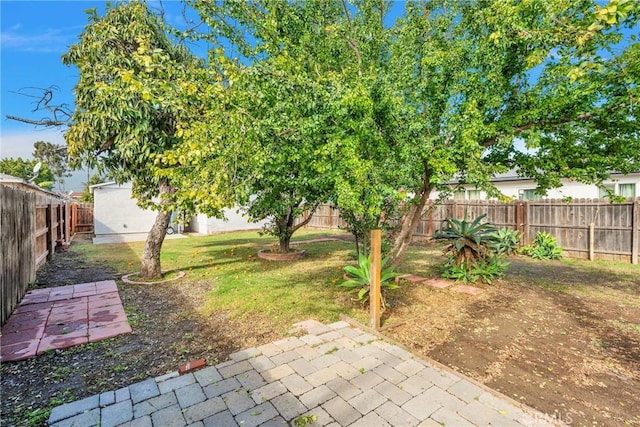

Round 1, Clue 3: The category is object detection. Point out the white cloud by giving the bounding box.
[0,129,66,159]
[0,129,89,191]
[1,26,81,53]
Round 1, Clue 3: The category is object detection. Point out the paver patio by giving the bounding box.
[47,319,555,426]
[1,280,131,362]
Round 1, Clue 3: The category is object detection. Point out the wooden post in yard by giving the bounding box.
[370,229,382,330]
[588,222,595,261]
[632,199,639,265]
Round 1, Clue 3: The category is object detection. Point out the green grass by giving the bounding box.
[76,229,358,330]
[73,229,640,332]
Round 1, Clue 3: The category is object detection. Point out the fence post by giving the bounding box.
[633,199,639,265]
[588,223,595,261]
[71,204,77,234]
[46,204,54,261]
[370,229,382,330]
[64,204,71,243]
[523,201,530,245]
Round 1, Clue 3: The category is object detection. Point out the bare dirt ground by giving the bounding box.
[383,256,640,427]
[0,236,280,427]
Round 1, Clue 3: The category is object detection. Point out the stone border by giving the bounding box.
[121,271,186,285]
[257,249,306,261]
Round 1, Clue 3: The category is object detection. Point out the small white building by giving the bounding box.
[436,171,640,201]
[90,182,266,243]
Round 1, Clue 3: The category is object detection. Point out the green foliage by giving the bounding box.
[32,141,71,190]
[491,228,522,257]
[294,415,318,427]
[523,232,563,260]
[340,254,401,305]
[434,214,512,284]
[434,213,500,268]
[0,157,55,190]
[442,257,508,285]
[79,173,105,203]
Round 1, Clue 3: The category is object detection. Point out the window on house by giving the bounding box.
[619,183,636,198]
[467,190,482,200]
[598,184,615,199]
[453,191,466,201]
[518,189,540,200]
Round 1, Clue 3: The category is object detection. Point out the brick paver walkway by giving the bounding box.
[47,319,554,426]
[1,280,131,362]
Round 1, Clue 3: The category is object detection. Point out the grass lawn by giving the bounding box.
[78,229,361,334]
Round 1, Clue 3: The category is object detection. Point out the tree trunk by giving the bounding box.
[279,236,291,253]
[390,180,432,266]
[139,181,174,279]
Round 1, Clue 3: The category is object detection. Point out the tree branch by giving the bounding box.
[291,203,320,234]
[340,0,362,76]
[5,115,69,127]
[6,87,72,128]
[482,111,597,147]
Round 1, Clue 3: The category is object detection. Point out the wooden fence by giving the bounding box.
[303,198,640,264]
[71,204,94,234]
[1,185,86,325]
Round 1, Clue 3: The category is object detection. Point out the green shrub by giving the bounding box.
[522,232,562,260]
[433,213,499,269]
[340,254,401,307]
[442,256,508,284]
[434,213,514,285]
[490,228,522,256]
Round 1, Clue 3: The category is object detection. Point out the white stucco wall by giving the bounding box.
[92,183,157,235]
[192,209,268,234]
[431,173,640,200]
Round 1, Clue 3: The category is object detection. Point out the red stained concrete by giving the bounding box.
[1,281,131,362]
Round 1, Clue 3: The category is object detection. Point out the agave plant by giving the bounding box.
[490,228,522,256]
[522,231,562,260]
[434,213,499,270]
[340,254,401,307]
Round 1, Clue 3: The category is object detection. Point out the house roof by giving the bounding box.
[0,173,63,197]
[89,181,117,190]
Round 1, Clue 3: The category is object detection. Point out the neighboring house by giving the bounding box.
[190,210,268,235]
[90,182,266,244]
[90,182,159,243]
[434,170,640,201]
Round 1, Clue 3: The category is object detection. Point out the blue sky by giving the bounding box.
[0,1,206,190]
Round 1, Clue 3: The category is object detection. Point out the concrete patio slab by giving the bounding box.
[0,280,131,362]
[47,320,558,426]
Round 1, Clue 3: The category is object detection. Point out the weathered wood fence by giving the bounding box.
[303,198,640,264]
[1,185,89,325]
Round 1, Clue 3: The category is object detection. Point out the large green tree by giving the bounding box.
[187,0,639,263]
[188,0,348,253]
[386,0,640,262]
[63,2,211,278]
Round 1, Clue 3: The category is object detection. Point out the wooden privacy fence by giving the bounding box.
[303,198,640,264]
[1,185,87,325]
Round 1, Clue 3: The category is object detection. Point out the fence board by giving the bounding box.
[304,198,639,264]
[1,185,79,325]
[1,187,36,325]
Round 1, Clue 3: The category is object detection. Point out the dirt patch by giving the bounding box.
[0,237,281,427]
[383,256,640,427]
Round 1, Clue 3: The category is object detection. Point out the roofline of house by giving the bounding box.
[450,171,639,185]
[0,174,63,198]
